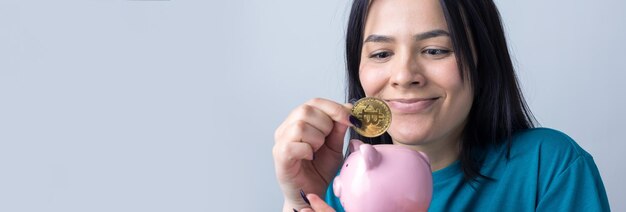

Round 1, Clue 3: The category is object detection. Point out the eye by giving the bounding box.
[422,48,452,59]
[369,51,394,61]
[423,49,451,55]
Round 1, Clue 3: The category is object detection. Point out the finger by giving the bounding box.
[285,105,334,137]
[274,141,314,169]
[307,193,336,212]
[323,121,349,155]
[293,122,326,152]
[304,98,353,127]
[282,120,326,152]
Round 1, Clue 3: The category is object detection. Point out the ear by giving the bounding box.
[348,139,365,153]
[360,144,381,170]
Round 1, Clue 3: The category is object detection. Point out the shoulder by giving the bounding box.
[497,127,596,181]
[507,129,610,211]
[509,127,589,160]
[513,127,576,146]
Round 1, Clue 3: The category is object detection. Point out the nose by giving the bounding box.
[389,53,426,89]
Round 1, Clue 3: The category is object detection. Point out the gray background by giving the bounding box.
[0,0,623,211]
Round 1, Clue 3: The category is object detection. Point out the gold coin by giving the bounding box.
[351,97,391,138]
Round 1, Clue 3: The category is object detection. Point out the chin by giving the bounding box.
[387,117,430,145]
[387,125,432,145]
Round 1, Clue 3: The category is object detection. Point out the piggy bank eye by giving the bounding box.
[345,164,349,167]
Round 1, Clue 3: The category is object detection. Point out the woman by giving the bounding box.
[273,0,610,211]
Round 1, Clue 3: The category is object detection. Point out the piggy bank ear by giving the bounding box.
[418,151,431,165]
[348,139,365,153]
[360,144,381,170]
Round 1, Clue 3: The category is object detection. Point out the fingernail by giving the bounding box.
[349,115,362,128]
[293,208,298,212]
[300,189,311,205]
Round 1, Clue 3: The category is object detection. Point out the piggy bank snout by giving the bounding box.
[333,176,342,197]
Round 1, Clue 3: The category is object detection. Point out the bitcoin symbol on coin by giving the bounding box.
[351,97,391,138]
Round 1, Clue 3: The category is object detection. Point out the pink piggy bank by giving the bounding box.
[333,140,433,212]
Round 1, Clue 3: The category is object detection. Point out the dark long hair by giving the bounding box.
[345,0,536,182]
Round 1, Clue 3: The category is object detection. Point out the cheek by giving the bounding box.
[359,66,387,96]
[440,70,473,117]
[447,74,471,101]
[433,60,468,96]
[431,60,473,115]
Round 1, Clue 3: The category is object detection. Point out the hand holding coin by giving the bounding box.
[272,98,353,211]
[272,97,391,211]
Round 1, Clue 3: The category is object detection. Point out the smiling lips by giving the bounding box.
[385,97,440,113]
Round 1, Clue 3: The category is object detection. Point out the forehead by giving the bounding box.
[364,0,449,37]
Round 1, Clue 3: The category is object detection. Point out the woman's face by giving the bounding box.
[360,0,473,147]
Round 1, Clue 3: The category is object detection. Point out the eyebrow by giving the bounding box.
[363,29,450,43]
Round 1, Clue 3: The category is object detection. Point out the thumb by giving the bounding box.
[324,121,349,155]
[323,103,352,154]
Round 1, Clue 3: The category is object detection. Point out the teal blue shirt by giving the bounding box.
[325,128,610,211]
